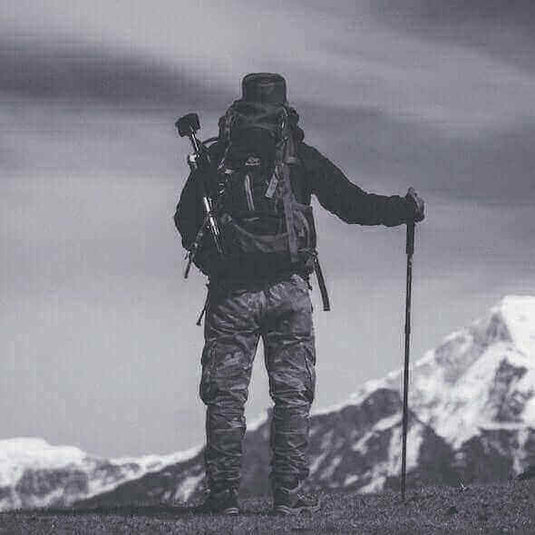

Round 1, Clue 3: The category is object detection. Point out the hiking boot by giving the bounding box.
[195,488,240,515]
[273,486,320,515]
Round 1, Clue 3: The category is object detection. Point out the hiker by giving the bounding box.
[174,73,425,515]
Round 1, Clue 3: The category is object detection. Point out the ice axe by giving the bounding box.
[401,218,415,502]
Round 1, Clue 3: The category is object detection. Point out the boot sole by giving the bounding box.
[274,503,321,515]
[195,505,240,515]
[221,506,240,515]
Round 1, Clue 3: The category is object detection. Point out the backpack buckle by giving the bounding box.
[245,156,261,167]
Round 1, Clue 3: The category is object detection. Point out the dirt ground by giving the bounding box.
[1,479,534,534]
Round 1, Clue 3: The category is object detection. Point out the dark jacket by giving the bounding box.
[175,139,416,284]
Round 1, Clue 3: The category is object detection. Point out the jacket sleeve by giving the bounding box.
[174,141,224,251]
[174,171,203,251]
[300,143,415,227]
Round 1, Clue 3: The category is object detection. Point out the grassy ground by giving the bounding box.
[1,480,534,534]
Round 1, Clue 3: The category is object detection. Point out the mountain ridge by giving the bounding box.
[1,295,534,511]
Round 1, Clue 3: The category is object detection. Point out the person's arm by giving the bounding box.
[174,170,203,251]
[300,143,422,227]
[174,141,224,250]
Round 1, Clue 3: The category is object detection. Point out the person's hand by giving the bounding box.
[405,187,425,222]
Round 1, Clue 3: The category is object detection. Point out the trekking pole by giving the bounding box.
[401,220,415,502]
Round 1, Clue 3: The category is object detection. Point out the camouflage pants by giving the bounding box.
[200,274,316,493]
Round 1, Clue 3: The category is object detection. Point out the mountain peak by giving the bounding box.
[496,295,535,358]
[0,438,87,469]
[402,296,535,448]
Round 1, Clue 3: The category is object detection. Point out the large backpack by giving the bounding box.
[186,100,330,309]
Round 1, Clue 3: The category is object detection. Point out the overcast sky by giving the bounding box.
[1,1,535,458]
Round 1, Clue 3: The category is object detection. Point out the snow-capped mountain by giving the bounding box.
[0,437,200,511]
[2,296,535,511]
[303,294,535,491]
[392,294,535,449]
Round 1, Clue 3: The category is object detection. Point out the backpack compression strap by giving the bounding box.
[279,134,331,310]
[277,134,300,263]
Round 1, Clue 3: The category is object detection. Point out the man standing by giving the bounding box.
[174,73,425,515]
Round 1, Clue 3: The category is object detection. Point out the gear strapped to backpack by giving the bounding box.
[183,100,330,311]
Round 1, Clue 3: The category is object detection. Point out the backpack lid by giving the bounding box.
[218,100,290,150]
[241,73,287,105]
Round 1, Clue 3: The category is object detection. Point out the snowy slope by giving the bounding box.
[328,296,535,443]
[392,296,535,448]
[0,437,200,511]
[281,295,535,492]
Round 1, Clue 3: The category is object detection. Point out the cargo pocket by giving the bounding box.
[303,348,316,404]
[200,344,217,404]
[289,274,314,317]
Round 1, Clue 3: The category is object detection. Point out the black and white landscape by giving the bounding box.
[2,295,534,512]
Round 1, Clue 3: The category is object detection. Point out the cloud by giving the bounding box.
[370,0,535,33]
[369,0,535,72]
[3,0,535,133]
[0,38,230,109]
[1,0,535,456]
[299,103,535,204]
